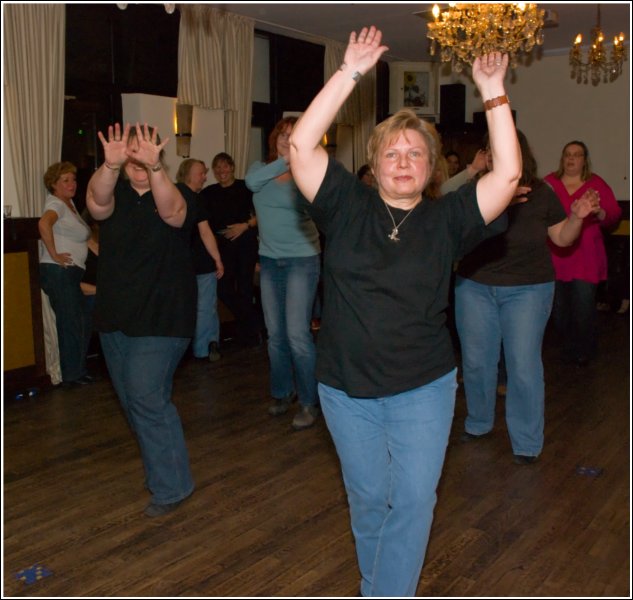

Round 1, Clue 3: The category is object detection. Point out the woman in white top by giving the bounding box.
[39,161,93,386]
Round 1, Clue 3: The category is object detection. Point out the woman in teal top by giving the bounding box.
[245,116,321,431]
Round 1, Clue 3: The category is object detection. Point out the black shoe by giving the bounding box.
[460,431,490,443]
[144,499,185,518]
[62,376,93,388]
[513,454,539,465]
[268,391,297,416]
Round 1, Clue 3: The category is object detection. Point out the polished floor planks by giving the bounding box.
[3,313,630,597]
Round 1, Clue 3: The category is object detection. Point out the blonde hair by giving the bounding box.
[175,158,206,184]
[366,109,438,185]
[555,140,593,181]
[425,155,449,199]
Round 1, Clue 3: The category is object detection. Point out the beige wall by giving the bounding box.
[121,94,225,183]
[438,52,631,200]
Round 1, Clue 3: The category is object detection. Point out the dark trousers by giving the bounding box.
[217,238,261,343]
[552,279,598,362]
[40,263,90,382]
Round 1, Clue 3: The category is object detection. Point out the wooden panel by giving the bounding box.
[3,252,36,370]
[3,218,49,395]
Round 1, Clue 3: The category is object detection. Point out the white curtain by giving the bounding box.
[3,4,65,217]
[178,6,254,178]
[324,40,377,172]
[41,291,62,385]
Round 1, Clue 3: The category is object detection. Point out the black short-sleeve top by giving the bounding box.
[306,158,499,398]
[94,179,197,338]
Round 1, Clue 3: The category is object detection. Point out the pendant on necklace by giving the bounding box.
[388,227,400,242]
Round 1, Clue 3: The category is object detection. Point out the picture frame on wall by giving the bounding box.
[389,61,439,117]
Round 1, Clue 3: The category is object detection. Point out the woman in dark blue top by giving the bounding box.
[87,122,196,519]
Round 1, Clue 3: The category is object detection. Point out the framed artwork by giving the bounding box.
[389,61,438,117]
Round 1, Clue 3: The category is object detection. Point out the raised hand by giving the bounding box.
[472,52,509,90]
[127,122,169,168]
[342,26,389,76]
[97,123,130,168]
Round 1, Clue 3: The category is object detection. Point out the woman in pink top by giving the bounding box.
[545,140,621,366]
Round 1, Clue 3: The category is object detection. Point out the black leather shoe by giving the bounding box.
[144,500,184,518]
[460,431,490,443]
[62,377,91,388]
[513,454,539,465]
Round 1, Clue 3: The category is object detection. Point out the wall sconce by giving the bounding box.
[322,123,337,157]
[175,103,193,158]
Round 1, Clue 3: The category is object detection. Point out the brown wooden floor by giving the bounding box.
[3,312,630,597]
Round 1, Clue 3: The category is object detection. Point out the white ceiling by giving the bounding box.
[215,2,631,63]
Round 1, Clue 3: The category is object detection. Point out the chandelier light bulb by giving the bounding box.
[426,3,545,72]
[569,5,626,85]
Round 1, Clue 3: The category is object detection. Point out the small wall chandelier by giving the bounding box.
[570,5,626,85]
[426,3,545,73]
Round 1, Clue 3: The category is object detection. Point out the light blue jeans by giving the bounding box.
[319,369,457,597]
[193,272,220,357]
[100,331,194,505]
[455,276,554,456]
[259,255,320,407]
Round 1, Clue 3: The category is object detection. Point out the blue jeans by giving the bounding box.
[455,277,554,456]
[319,370,457,597]
[259,255,320,407]
[99,332,194,505]
[193,273,220,357]
[40,263,90,382]
[552,279,598,362]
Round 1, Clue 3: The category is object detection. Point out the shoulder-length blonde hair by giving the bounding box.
[175,158,206,184]
[267,116,298,163]
[366,109,438,188]
[554,140,592,181]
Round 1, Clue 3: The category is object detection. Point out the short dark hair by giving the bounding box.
[357,164,371,179]
[212,152,235,169]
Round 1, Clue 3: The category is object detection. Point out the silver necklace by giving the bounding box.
[383,201,416,242]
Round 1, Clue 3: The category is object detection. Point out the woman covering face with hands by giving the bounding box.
[289,26,521,597]
[86,122,197,518]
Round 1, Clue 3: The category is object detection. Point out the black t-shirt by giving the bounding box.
[457,180,566,285]
[307,158,498,398]
[190,196,217,275]
[200,179,258,255]
[94,180,198,337]
[200,179,254,231]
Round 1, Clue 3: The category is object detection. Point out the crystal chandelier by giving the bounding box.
[426,3,546,73]
[570,5,626,85]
